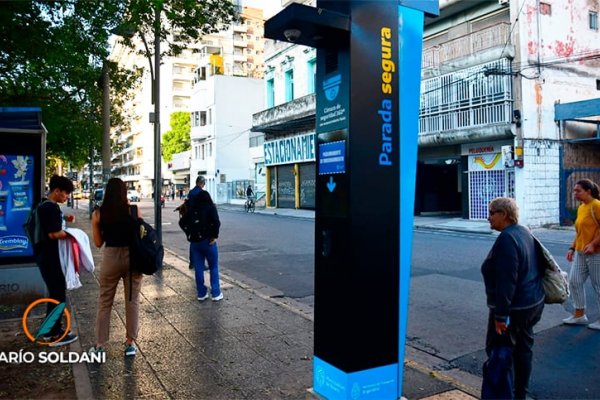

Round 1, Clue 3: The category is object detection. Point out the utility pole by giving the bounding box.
[153,5,162,244]
[102,61,111,185]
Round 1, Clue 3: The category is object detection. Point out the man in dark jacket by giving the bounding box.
[188,190,222,302]
[481,197,544,399]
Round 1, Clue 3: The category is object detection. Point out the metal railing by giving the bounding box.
[419,59,513,135]
[422,23,510,69]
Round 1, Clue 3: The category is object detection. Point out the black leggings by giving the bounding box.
[38,260,67,336]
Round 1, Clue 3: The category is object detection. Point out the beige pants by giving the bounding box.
[95,246,143,346]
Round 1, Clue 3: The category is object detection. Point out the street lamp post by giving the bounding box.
[125,9,162,244]
[112,7,162,243]
[152,6,162,245]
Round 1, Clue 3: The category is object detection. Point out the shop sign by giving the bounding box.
[264,133,316,166]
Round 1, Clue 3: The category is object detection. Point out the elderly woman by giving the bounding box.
[563,179,600,329]
[481,197,545,400]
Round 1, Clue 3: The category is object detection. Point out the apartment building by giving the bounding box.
[189,71,264,202]
[110,4,265,198]
[167,6,267,202]
[108,35,199,197]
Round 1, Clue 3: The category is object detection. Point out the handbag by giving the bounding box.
[481,334,514,400]
[534,236,569,304]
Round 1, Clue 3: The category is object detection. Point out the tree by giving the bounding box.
[0,0,238,171]
[162,112,191,162]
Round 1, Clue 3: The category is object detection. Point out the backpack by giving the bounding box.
[177,200,206,242]
[129,205,164,275]
[23,199,49,248]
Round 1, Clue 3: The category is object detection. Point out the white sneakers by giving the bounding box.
[562,315,589,325]
[197,294,209,301]
[198,292,223,301]
[561,315,600,331]
[212,293,224,302]
[588,321,600,331]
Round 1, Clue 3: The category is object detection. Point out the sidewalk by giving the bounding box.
[1,206,496,400]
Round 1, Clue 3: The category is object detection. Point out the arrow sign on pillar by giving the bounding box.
[326,176,336,192]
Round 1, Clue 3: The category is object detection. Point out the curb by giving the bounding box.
[415,225,494,235]
[69,307,96,400]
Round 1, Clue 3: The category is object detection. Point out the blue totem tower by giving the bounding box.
[265,1,439,398]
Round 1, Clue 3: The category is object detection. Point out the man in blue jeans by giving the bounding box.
[187,177,223,301]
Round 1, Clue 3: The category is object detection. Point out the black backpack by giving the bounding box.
[177,200,206,242]
[23,199,49,248]
[129,205,163,275]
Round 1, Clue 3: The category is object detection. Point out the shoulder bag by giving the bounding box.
[534,236,569,304]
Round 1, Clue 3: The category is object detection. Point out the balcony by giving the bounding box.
[252,93,316,135]
[233,53,247,63]
[233,39,247,48]
[233,24,247,33]
[423,23,511,71]
[191,124,212,140]
[418,59,514,146]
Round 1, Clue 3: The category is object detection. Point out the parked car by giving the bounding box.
[92,188,104,209]
[72,191,83,200]
[127,189,140,202]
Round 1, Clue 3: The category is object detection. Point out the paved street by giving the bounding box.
[67,198,600,399]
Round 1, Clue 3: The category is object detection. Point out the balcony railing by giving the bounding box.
[191,124,211,140]
[423,23,510,69]
[419,59,513,135]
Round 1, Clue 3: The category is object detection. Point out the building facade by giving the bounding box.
[252,0,600,225]
[251,31,318,209]
[110,5,265,198]
[189,71,264,202]
[420,0,600,225]
[109,37,199,197]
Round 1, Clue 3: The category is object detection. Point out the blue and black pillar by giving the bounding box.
[265,1,438,398]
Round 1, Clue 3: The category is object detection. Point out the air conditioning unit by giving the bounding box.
[499,0,509,5]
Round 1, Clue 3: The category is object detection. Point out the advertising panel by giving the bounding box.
[0,154,35,259]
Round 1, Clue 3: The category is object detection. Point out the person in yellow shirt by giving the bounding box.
[564,179,600,330]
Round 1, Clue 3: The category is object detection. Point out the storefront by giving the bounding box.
[264,132,316,209]
[463,141,515,220]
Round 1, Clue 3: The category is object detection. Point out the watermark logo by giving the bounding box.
[21,298,71,346]
[0,298,105,364]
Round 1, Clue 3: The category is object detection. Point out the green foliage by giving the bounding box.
[162,112,191,162]
[0,0,238,169]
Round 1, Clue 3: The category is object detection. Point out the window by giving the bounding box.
[208,108,212,125]
[201,144,205,160]
[307,59,316,94]
[285,69,294,102]
[192,111,200,127]
[266,78,275,107]
[539,2,551,15]
[590,11,598,31]
[200,111,207,126]
[209,142,213,157]
[249,134,264,148]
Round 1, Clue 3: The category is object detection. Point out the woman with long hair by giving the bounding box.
[563,178,600,330]
[90,178,143,356]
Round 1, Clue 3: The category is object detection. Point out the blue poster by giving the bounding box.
[318,141,346,175]
[0,154,35,258]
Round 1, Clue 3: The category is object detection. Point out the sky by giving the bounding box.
[240,0,282,19]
